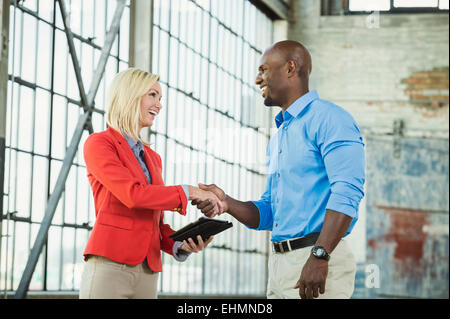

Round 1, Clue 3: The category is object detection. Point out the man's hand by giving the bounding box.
[294,255,328,299]
[180,235,213,253]
[188,186,224,217]
[192,184,229,217]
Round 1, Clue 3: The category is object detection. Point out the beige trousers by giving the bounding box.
[267,239,356,299]
[79,255,159,299]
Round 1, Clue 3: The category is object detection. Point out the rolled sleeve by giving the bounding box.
[248,173,274,231]
[318,108,365,220]
[249,199,273,231]
[326,187,360,219]
[323,141,365,220]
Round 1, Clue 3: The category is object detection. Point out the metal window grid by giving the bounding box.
[1,0,130,297]
[1,0,276,298]
[151,0,273,296]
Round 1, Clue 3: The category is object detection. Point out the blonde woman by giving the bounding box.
[79,68,222,299]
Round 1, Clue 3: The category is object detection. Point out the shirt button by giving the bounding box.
[278,149,282,154]
[284,126,288,130]
[276,198,279,203]
[275,223,278,227]
[277,173,280,178]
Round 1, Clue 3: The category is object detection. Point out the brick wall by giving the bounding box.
[287,1,449,138]
[402,67,449,109]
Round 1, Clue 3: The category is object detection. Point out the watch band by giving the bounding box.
[311,245,330,261]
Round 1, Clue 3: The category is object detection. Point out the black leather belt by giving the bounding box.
[272,232,320,253]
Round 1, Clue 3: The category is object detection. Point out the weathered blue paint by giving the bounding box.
[364,136,449,298]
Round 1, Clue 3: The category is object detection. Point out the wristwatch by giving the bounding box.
[311,246,330,261]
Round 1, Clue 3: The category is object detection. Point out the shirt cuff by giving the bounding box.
[181,184,189,201]
[172,185,188,215]
[326,193,358,219]
[172,241,191,262]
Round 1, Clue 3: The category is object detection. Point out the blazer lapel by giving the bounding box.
[107,127,150,185]
[143,148,162,185]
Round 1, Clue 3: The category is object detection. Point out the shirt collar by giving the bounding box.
[274,90,319,128]
[124,135,144,154]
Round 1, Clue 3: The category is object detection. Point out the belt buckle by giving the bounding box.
[286,240,292,251]
[274,242,284,253]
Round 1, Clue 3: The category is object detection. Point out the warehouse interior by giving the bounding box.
[0,0,448,299]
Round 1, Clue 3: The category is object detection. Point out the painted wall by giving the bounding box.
[366,136,448,298]
[288,0,449,298]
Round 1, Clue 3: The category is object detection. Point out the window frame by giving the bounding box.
[323,0,450,15]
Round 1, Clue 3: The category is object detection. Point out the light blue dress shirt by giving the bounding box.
[124,135,190,261]
[250,90,365,242]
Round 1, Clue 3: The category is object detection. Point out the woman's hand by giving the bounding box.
[188,186,224,217]
[180,235,213,253]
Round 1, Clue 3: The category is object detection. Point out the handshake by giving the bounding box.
[188,184,227,218]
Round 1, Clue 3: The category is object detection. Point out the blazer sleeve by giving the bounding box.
[84,133,187,213]
[159,211,176,256]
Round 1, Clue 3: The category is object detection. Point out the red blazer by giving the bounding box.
[83,126,187,272]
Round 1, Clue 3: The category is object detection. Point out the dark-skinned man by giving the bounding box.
[194,40,365,299]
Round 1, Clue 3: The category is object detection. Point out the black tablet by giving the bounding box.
[169,217,233,244]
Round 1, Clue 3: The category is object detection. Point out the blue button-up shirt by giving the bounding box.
[250,90,365,242]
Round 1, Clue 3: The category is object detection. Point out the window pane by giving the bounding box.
[439,0,449,9]
[53,30,68,96]
[74,229,88,290]
[152,26,160,74]
[81,44,94,95]
[36,21,52,89]
[17,86,34,152]
[82,0,94,39]
[158,30,169,82]
[350,0,391,11]
[159,0,170,30]
[15,152,32,218]
[64,165,77,225]
[61,227,75,290]
[119,7,130,61]
[94,0,106,45]
[169,38,179,87]
[47,227,62,290]
[31,156,49,223]
[13,222,30,289]
[51,95,67,160]
[21,14,37,83]
[394,0,438,7]
[39,0,54,23]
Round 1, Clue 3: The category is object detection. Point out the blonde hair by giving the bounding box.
[106,68,159,145]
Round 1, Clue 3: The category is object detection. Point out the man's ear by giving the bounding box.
[286,60,298,78]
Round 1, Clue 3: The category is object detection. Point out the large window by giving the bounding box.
[1,0,275,297]
[151,0,273,296]
[1,0,130,292]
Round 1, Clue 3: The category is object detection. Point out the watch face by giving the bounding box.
[316,248,324,256]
